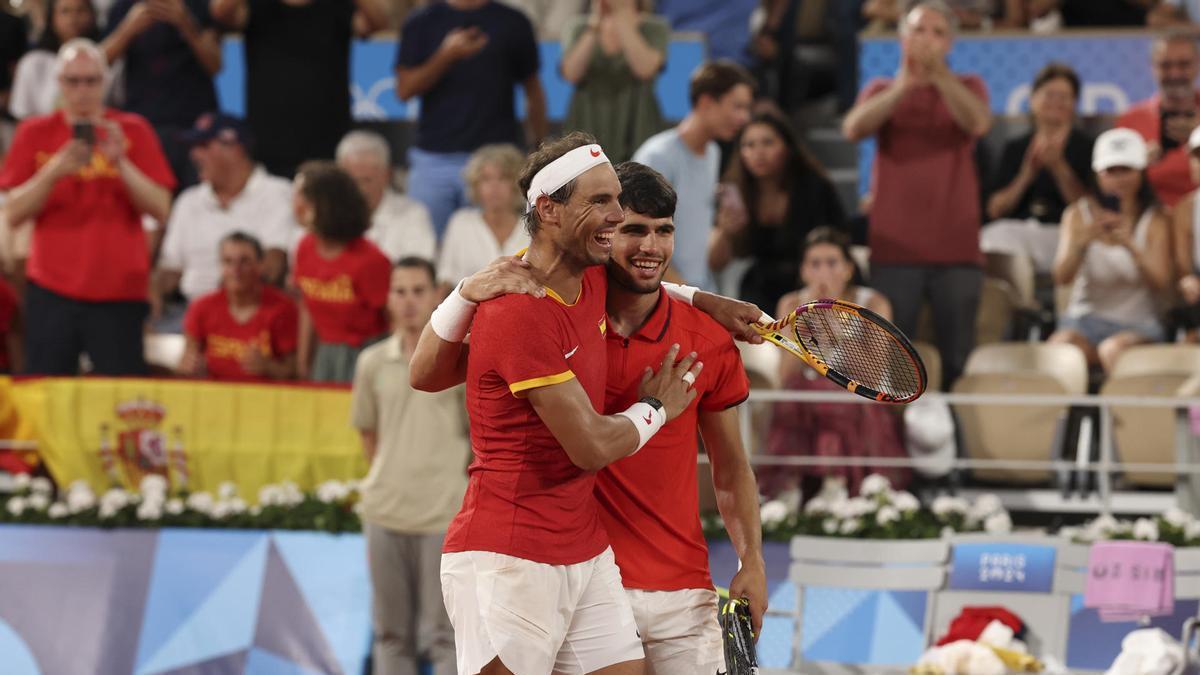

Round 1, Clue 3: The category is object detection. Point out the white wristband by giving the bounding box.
[661,282,698,306]
[616,400,667,454]
[429,282,477,342]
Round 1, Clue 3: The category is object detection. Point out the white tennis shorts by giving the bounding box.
[440,546,644,675]
[627,587,724,675]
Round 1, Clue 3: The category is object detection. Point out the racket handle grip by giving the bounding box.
[757,312,775,325]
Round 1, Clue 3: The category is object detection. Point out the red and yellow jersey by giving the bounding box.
[598,292,750,591]
[292,234,390,347]
[183,286,299,380]
[445,265,611,565]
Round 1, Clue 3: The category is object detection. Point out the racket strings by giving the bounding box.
[795,308,920,400]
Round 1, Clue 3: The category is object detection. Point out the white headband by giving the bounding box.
[526,144,611,210]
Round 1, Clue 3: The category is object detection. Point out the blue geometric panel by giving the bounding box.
[136,531,268,672]
[244,648,327,675]
[1066,595,1199,670]
[869,591,926,665]
[802,588,927,666]
[0,617,41,675]
[254,542,343,675]
[271,532,370,675]
[137,538,269,675]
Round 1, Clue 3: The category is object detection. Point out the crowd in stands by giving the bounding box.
[1,0,1200,476]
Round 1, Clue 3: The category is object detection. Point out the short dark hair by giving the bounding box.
[688,60,756,107]
[1032,62,1080,100]
[615,162,676,219]
[37,0,100,52]
[803,226,853,262]
[220,231,264,259]
[517,131,599,235]
[394,256,436,284]
[296,161,371,244]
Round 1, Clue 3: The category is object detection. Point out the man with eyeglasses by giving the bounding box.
[0,38,175,376]
[1117,30,1200,208]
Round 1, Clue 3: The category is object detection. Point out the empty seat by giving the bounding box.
[1103,345,1200,487]
[914,341,942,393]
[952,343,1087,484]
[917,277,1021,348]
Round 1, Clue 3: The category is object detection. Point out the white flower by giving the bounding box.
[932,496,969,518]
[876,505,901,527]
[47,503,68,519]
[316,480,349,504]
[186,492,214,514]
[804,497,831,515]
[210,500,232,519]
[822,518,838,534]
[67,488,96,513]
[12,473,31,491]
[859,474,892,497]
[165,498,184,516]
[344,479,361,493]
[280,481,304,506]
[100,488,130,513]
[1087,514,1120,539]
[140,475,169,498]
[1186,520,1200,541]
[970,494,1004,520]
[258,485,283,507]
[890,491,921,513]
[98,502,119,519]
[137,499,163,521]
[227,498,247,514]
[217,481,238,500]
[1164,507,1192,529]
[836,497,876,519]
[6,497,26,516]
[29,477,52,495]
[940,526,956,539]
[27,493,49,511]
[1134,518,1159,541]
[249,505,262,517]
[984,512,1012,534]
[760,500,790,526]
[839,518,862,535]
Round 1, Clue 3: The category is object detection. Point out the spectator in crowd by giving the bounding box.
[1050,128,1171,373]
[1000,0,1063,30]
[351,255,465,675]
[0,38,174,375]
[102,0,221,189]
[178,231,298,380]
[560,0,667,163]
[9,0,98,121]
[982,62,1092,275]
[501,0,582,40]
[0,10,25,120]
[0,273,22,374]
[335,130,436,263]
[1172,127,1200,335]
[210,0,387,178]
[1118,31,1200,209]
[708,109,846,313]
[764,226,906,499]
[291,161,391,382]
[394,0,546,237]
[437,143,528,290]
[864,0,999,31]
[1150,0,1200,26]
[842,0,990,388]
[154,113,293,326]
[633,59,755,289]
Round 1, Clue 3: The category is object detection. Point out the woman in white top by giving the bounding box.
[1050,128,1172,373]
[9,0,99,119]
[437,144,530,292]
[774,226,892,382]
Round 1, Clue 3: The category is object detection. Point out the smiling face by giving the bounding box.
[1030,76,1076,127]
[607,208,675,294]
[539,163,625,267]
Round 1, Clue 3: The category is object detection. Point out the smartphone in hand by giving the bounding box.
[72,121,95,147]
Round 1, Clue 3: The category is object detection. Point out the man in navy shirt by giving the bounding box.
[395,0,546,238]
[102,0,222,189]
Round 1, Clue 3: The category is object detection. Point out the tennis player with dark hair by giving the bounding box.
[599,161,766,673]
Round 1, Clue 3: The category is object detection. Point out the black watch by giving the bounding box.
[639,396,664,412]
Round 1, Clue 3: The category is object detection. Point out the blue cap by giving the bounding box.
[180,112,254,150]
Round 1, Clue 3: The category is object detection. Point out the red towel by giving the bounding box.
[936,606,1024,646]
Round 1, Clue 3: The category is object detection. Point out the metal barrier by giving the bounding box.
[733,389,1200,516]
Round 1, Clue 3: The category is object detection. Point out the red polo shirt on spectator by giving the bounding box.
[0,109,176,301]
[860,76,988,267]
[291,234,390,346]
[1118,94,1199,208]
[182,285,299,380]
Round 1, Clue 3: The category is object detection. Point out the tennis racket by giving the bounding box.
[721,597,759,675]
[753,298,927,404]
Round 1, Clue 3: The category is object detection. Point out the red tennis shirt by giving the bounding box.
[445,265,612,565]
[597,292,750,591]
[182,286,299,380]
[292,234,390,347]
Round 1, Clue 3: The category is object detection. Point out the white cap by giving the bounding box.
[1189,125,1200,153]
[1092,128,1147,172]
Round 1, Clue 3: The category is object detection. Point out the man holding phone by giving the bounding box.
[0,38,175,375]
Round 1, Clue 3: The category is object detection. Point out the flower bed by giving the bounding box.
[0,474,361,533]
